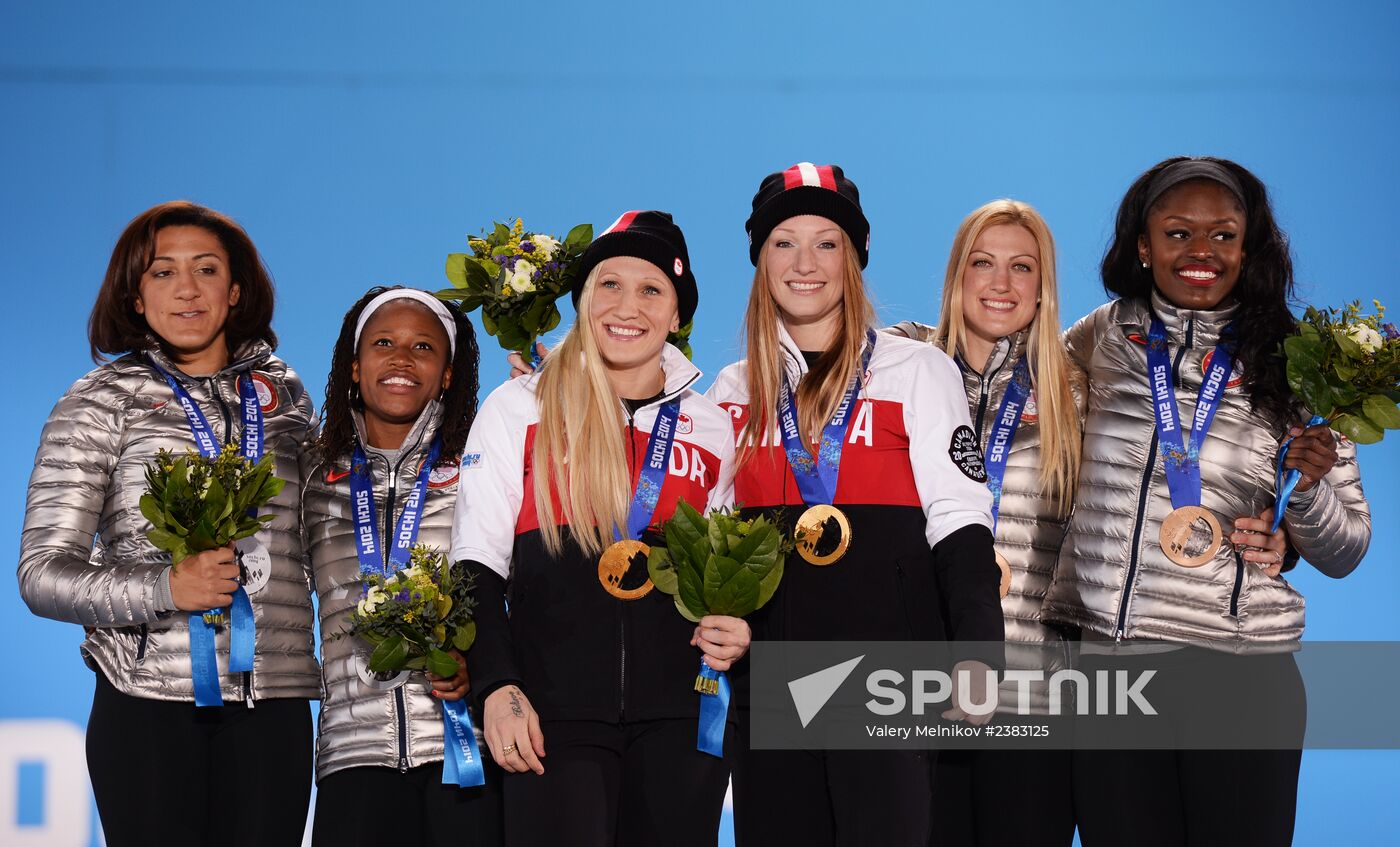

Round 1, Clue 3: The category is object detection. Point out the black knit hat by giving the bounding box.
[571,210,698,325]
[745,162,870,268]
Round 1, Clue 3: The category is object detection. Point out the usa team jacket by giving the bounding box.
[705,325,1004,658]
[450,345,737,723]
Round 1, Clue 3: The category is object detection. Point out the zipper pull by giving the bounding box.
[398,756,410,773]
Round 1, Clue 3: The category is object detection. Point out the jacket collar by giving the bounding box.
[352,399,444,462]
[775,321,876,388]
[956,327,1030,377]
[1117,291,1240,349]
[145,337,274,384]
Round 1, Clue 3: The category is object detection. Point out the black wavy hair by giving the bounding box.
[1102,155,1297,431]
[316,286,481,465]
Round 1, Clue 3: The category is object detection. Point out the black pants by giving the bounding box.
[733,710,933,847]
[930,742,1074,847]
[1073,648,1305,847]
[311,760,503,846]
[502,717,731,847]
[86,671,313,847]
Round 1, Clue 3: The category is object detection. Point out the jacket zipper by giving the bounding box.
[136,624,149,660]
[619,408,638,722]
[207,376,256,708]
[1229,551,1245,618]
[1115,318,1194,640]
[380,452,413,771]
[972,348,1009,440]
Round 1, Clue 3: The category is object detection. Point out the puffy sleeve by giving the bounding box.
[1282,434,1371,578]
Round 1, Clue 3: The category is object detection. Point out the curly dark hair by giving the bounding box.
[316,286,481,465]
[1102,155,1297,431]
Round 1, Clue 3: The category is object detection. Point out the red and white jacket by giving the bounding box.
[706,325,1002,650]
[451,344,737,722]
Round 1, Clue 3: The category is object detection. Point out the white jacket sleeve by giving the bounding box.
[449,382,530,579]
[704,425,738,514]
[903,347,995,549]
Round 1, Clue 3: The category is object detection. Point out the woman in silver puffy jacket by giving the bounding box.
[18,201,319,846]
[1043,157,1372,847]
[302,286,501,844]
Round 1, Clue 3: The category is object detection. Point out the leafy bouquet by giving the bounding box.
[140,444,284,568]
[439,218,592,359]
[646,501,789,624]
[341,544,478,680]
[1282,299,1400,444]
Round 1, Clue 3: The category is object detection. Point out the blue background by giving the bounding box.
[2,2,1396,844]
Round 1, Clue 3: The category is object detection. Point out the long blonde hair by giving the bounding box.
[932,199,1081,513]
[738,232,876,459]
[531,267,636,557]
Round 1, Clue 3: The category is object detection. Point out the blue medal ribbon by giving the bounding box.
[1270,414,1329,533]
[1145,319,1235,510]
[617,399,682,543]
[694,661,730,758]
[776,330,877,507]
[440,698,487,788]
[983,356,1032,532]
[349,438,442,577]
[150,362,264,707]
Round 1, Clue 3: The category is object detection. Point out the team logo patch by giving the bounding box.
[1201,349,1244,389]
[676,413,693,435]
[326,467,350,484]
[425,458,461,489]
[674,257,684,276]
[249,372,279,413]
[1021,389,1039,423]
[462,452,483,469]
[949,425,988,482]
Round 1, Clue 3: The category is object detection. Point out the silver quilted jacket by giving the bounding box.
[302,403,477,780]
[1041,293,1372,646]
[18,341,320,702]
[895,322,1080,712]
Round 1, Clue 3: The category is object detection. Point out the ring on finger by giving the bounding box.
[501,743,517,756]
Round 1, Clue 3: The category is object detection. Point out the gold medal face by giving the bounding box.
[794,504,852,566]
[598,539,654,600]
[1159,505,1223,568]
[995,550,1012,599]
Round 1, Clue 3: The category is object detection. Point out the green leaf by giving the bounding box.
[480,311,498,336]
[444,253,471,288]
[1286,359,1334,417]
[677,556,708,620]
[756,552,785,610]
[541,305,562,334]
[1282,335,1323,367]
[1333,413,1384,445]
[1297,322,1320,341]
[368,634,408,673]
[674,593,702,623]
[1362,395,1400,430]
[493,222,512,243]
[707,511,731,557]
[564,223,593,251]
[704,555,759,617]
[452,621,476,653]
[702,554,745,605]
[647,546,680,596]
[1333,329,1364,360]
[146,527,179,553]
[426,647,460,679]
[139,493,164,528]
[1333,361,1358,382]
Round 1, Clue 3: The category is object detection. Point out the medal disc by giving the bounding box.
[995,550,1012,599]
[598,539,654,600]
[1159,505,1223,568]
[794,504,851,566]
[236,536,272,594]
[355,651,411,691]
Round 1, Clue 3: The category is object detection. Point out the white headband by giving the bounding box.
[353,289,457,355]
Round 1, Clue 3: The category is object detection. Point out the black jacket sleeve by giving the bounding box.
[932,524,1006,669]
[462,560,524,710]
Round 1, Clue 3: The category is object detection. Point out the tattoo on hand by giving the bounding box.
[509,688,523,718]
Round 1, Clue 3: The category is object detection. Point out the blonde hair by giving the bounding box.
[932,199,1081,514]
[738,232,876,460]
[531,267,634,557]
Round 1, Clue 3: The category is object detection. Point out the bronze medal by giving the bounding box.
[995,550,1012,599]
[1159,505,1223,568]
[794,504,852,566]
[598,539,654,600]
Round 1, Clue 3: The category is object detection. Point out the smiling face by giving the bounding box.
[1138,179,1246,311]
[588,255,679,393]
[762,215,847,349]
[134,225,241,373]
[351,299,453,438]
[960,223,1041,352]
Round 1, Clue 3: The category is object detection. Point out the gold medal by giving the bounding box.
[794,504,852,566]
[1159,505,1223,568]
[995,550,1012,599]
[598,539,654,600]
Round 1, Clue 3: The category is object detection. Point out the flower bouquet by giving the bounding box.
[439,218,592,362]
[1273,299,1400,528]
[647,501,790,756]
[340,543,486,787]
[139,443,285,706]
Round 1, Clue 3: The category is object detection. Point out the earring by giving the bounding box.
[347,383,361,406]
[1141,260,1150,269]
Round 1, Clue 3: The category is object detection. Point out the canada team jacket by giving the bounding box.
[705,325,1003,657]
[451,345,736,723]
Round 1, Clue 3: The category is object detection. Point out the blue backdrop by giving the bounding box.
[2,2,1396,844]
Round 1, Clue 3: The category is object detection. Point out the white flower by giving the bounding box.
[508,260,537,294]
[1348,324,1383,354]
[361,586,388,615]
[399,567,421,581]
[530,235,559,259]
